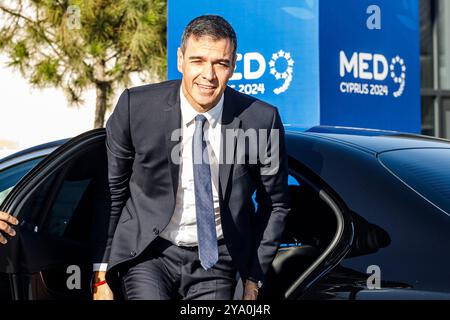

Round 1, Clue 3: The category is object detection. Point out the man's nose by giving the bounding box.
[201,63,216,81]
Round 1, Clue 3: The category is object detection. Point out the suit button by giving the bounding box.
[153,227,160,235]
[130,251,136,257]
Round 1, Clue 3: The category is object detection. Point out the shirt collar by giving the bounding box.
[179,86,224,128]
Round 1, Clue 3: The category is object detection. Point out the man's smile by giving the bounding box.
[196,83,217,94]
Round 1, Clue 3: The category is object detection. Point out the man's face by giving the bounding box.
[178,35,236,112]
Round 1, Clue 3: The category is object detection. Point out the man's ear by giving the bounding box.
[177,48,183,73]
[229,53,237,77]
[232,53,238,68]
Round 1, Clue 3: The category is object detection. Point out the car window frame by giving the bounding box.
[285,157,352,300]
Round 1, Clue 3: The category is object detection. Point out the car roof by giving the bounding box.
[0,138,69,170]
[286,126,450,154]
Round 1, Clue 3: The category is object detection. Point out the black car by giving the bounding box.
[1,126,450,300]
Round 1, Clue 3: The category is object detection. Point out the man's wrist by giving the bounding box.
[246,277,263,289]
[93,271,107,282]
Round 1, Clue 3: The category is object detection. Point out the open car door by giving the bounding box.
[0,129,108,300]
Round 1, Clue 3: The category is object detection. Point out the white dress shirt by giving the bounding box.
[94,88,224,271]
[159,87,224,246]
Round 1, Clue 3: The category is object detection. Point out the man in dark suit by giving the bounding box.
[93,15,290,300]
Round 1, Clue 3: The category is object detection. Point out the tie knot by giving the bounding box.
[195,114,207,126]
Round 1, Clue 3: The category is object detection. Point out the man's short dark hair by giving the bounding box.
[180,15,237,57]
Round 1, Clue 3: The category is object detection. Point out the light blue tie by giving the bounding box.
[192,114,218,270]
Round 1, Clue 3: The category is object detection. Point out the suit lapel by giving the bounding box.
[164,81,182,198]
[219,88,242,198]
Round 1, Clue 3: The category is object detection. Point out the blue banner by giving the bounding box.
[168,0,420,133]
[168,0,320,127]
[319,0,420,132]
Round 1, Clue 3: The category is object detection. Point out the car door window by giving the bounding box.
[0,157,43,204]
[18,143,108,243]
[41,179,91,237]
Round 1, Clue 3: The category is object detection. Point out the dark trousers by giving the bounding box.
[120,237,238,300]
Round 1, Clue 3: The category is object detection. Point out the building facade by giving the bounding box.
[421,0,450,138]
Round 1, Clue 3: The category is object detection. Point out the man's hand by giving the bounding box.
[242,280,259,300]
[92,271,114,300]
[0,211,18,245]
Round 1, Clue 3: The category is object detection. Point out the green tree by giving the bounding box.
[0,0,167,128]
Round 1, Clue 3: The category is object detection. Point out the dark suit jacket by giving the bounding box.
[99,80,290,289]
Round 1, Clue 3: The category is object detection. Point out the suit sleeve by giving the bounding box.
[247,108,291,284]
[91,89,135,264]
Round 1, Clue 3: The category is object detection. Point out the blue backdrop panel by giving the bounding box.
[167,0,320,127]
[319,0,420,132]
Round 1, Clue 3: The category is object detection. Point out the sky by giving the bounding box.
[0,53,121,159]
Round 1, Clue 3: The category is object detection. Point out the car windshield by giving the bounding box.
[0,157,43,204]
[379,148,450,215]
